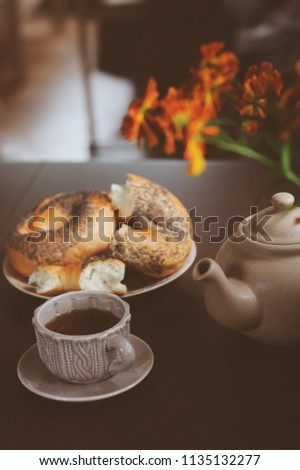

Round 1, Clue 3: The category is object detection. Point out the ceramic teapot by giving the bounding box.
[192,192,300,346]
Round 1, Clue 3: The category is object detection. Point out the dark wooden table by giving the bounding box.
[1,159,300,450]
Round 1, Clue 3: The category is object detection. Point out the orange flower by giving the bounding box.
[155,83,219,161]
[191,82,222,119]
[154,115,176,154]
[197,42,239,90]
[184,118,219,176]
[280,116,300,141]
[278,60,300,109]
[238,62,283,133]
[242,120,259,135]
[122,43,292,177]
[191,42,239,117]
[244,62,283,97]
[121,77,159,147]
[201,42,225,60]
[154,87,192,153]
[184,139,206,175]
[160,88,190,135]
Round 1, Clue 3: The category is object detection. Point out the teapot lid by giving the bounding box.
[242,192,300,244]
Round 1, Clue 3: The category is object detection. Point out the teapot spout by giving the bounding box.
[193,258,262,331]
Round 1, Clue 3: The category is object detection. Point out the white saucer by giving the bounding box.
[17,335,154,402]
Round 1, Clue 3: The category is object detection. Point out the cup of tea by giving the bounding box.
[32,291,135,384]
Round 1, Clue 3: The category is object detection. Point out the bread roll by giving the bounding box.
[7,190,115,277]
[29,256,127,296]
[110,174,192,277]
[110,173,190,223]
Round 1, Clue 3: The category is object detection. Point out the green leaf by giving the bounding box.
[280,140,300,187]
[204,136,278,171]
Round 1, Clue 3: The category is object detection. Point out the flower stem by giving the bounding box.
[205,136,278,172]
[280,140,300,187]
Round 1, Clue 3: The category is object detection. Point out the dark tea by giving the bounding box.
[45,308,119,336]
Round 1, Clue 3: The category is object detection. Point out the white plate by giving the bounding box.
[17,335,154,402]
[3,241,197,299]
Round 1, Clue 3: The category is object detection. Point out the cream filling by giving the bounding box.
[80,261,127,295]
[29,268,58,294]
[109,182,132,217]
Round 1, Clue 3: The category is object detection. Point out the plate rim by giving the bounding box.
[3,241,197,299]
[17,334,154,402]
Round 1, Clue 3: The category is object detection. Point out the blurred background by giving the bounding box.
[0,0,300,163]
